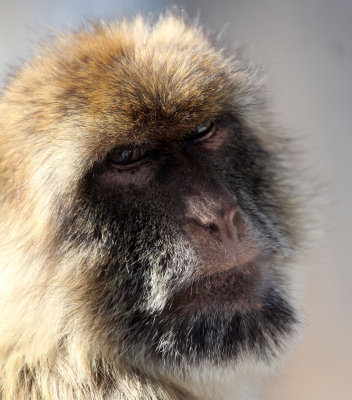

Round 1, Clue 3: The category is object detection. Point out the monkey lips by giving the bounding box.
[169,261,265,315]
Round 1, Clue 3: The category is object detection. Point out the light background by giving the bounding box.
[0,1,351,399]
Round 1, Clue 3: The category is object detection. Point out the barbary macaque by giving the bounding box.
[0,13,304,400]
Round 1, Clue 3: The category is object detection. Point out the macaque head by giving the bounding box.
[0,13,302,394]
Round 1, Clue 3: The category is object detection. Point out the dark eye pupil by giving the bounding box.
[116,150,133,164]
[190,122,214,140]
[109,148,145,165]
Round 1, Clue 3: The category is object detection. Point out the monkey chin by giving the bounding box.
[129,259,298,376]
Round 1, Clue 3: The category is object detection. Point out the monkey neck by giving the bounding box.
[0,347,264,400]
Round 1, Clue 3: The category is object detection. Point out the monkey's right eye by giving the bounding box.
[109,147,147,166]
[188,121,215,141]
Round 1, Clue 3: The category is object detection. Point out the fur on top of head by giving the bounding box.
[1,13,256,149]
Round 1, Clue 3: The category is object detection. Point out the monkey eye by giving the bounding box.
[109,147,147,166]
[188,122,215,141]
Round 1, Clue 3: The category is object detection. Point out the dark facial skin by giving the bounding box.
[55,115,297,370]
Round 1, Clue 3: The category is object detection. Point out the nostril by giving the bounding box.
[188,218,220,236]
[205,222,219,234]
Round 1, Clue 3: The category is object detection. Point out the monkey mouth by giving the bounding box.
[169,261,265,314]
[134,261,297,365]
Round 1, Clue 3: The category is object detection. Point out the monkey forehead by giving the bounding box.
[57,15,238,143]
[1,14,252,146]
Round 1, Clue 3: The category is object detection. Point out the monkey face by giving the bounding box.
[64,114,298,369]
[0,15,300,380]
[51,116,298,374]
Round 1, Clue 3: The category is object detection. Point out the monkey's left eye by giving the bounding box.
[189,122,215,141]
[109,147,147,166]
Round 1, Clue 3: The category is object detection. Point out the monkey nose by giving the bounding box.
[201,204,242,242]
[218,206,260,266]
[224,206,241,240]
[186,203,260,274]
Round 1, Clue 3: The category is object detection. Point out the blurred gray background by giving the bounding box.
[1,0,351,399]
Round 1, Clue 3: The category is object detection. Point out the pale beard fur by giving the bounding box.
[0,13,303,400]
